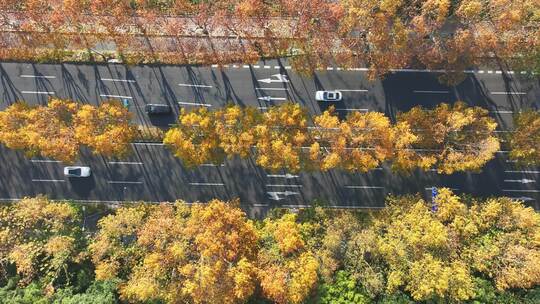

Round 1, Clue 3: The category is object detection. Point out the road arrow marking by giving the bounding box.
[258,96,287,101]
[267,174,299,179]
[510,197,536,202]
[258,74,289,84]
[504,179,536,184]
[267,191,300,200]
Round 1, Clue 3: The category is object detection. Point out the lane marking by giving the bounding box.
[281,204,384,209]
[413,90,450,94]
[178,101,212,107]
[31,159,61,163]
[255,88,288,91]
[131,142,164,146]
[253,204,269,207]
[335,89,368,92]
[32,179,65,182]
[178,83,213,88]
[490,91,526,95]
[100,94,132,99]
[263,65,271,69]
[108,161,143,165]
[503,189,540,193]
[505,170,540,174]
[266,184,303,188]
[243,65,250,68]
[254,65,260,68]
[201,163,225,167]
[101,78,136,83]
[20,75,56,79]
[267,174,299,178]
[22,91,54,94]
[107,181,144,184]
[490,110,514,114]
[258,96,286,101]
[345,186,384,189]
[334,108,369,112]
[211,64,219,68]
[189,182,225,186]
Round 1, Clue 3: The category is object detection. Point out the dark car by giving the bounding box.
[145,104,172,115]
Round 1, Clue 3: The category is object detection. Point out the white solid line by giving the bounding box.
[32,179,65,182]
[30,159,61,163]
[189,182,225,186]
[505,170,540,174]
[334,108,369,112]
[345,186,384,189]
[101,78,136,83]
[21,91,54,94]
[107,181,143,184]
[503,189,540,193]
[178,83,213,88]
[413,90,450,94]
[266,184,303,188]
[256,88,288,91]
[131,142,164,146]
[336,89,368,92]
[20,75,56,79]
[108,161,143,165]
[100,94,132,99]
[490,92,526,95]
[178,101,212,107]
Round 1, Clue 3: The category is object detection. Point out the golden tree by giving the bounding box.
[91,200,259,304]
[0,196,84,289]
[394,102,500,174]
[509,111,540,165]
[254,103,312,172]
[74,100,136,158]
[257,213,319,304]
[310,108,396,171]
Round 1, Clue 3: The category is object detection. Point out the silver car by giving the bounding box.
[64,166,91,177]
[315,90,343,102]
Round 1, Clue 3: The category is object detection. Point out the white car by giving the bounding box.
[64,166,91,177]
[315,90,343,102]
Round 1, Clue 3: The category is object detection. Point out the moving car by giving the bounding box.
[315,90,343,102]
[145,104,172,115]
[64,166,91,178]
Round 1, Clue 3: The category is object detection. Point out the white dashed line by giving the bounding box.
[256,87,288,91]
[334,108,369,112]
[413,90,450,94]
[108,161,144,165]
[107,181,144,184]
[178,83,213,88]
[20,75,56,79]
[336,89,369,92]
[490,110,514,114]
[100,94,132,99]
[30,159,61,163]
[490,92,526,95]
[178,101,212,107]
[266,184,303,188]
[503,189,540,193]
[131,142,164,146]
[32,179,65,182]
[264,66,271,69]
[189,183,225,186]
[345,186,384,189]
[201,163,225,167]
[505,170,540,174]
[22,91,54,95]
[101,78,136,83]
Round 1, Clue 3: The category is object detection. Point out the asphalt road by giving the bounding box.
[0,59,539,215]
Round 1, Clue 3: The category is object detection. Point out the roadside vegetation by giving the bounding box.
[0,192,538,303]
[0,0,538,81]
[0,98,136,163]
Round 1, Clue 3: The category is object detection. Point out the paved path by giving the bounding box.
[0,59,539,214]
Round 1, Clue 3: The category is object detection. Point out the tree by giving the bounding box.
[74,100,136,158]
[509,111,540,165]
[310,108,396,171]
[394,102,500,174]
[316,270,371,304]
[254,103,312,172]
[0,196,85,290]
[257,213,319,304]
[91,200,259,304]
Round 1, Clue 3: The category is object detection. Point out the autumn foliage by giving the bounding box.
[0,98,137,163]
[0,193,539,302]
[509,111,540,166]
[165,103,501,174]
